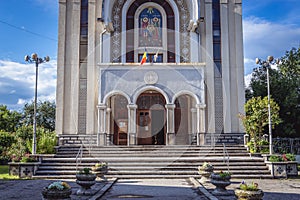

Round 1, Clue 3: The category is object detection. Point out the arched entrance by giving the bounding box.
[174,94,196,145]
[136,91,166,145]
[109,94,129,145]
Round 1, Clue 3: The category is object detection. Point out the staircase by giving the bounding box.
[33,145,272,179]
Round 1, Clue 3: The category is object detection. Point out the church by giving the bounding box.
[55,0,245,146]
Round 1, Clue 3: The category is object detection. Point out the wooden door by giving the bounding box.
[137,110,152,145]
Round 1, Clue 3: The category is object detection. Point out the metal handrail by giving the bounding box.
[223,143,230,172]
[75,144,83,172]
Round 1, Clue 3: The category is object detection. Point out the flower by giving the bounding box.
[95,162,107,168]
[239,181,259,191]
[20,153,38,163]
[198,162,213,171]
[47,181,71,191]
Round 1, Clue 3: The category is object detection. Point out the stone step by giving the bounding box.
[37,165,268,171]
[32,174,274,179]
[34,169,270,176]
[41,156,264,161]
[35,145,271,179]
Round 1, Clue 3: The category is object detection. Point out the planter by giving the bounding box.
[234,188,264,200]
[8,162,40,178]
[92,166,108,181]
[76,174,96,195]
[210,173,231,196]
[42,188,72,200]
[198,167,213,183]
[265,161,298,178]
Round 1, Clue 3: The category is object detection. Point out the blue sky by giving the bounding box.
[0,0,300,110]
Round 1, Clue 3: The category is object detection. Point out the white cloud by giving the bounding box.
[0,60,57,110]
[243,17,300,75]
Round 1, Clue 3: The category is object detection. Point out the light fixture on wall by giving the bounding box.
[187,20,198,32]
[105,22,114,33]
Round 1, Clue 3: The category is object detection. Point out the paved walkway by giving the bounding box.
[0,178,300,199]
[100,179,208,200]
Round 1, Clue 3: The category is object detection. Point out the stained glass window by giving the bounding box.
[139,7,162,47]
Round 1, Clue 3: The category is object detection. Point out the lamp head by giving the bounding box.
[24,55,30,62]
[267,56,274,62]
[31,53,38,60]
[255,58,260,64]
[44,56,50,62]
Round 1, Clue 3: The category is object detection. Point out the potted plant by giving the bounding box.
[210,171,231,196]
[76,168,96,195]
[198,162,213,183]
[91,162,108,181]
[234,181,264,200]
[8,153,40,178]
[265,153,298,178]
[42,181,72,200]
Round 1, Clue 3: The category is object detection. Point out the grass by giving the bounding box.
[0,165,19,180]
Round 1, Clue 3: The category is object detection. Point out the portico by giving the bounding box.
[96,64,206,146]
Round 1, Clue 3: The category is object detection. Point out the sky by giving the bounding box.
[0,0,300,110]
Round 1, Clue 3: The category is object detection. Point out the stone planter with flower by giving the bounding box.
[198,162,214,183]
[234,181,264,200]
[91,162,108,181]
[76,168,97,195]
[210,171,231,196]
[8,154,40,178]
[265,153,298,178]
[42,181,72,200]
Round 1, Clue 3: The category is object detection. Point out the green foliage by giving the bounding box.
[20,154,38,163]
[78,168,91,175]
[0,165,19,180]
[36,131,57,154]
[285,153,296,161]
[21,101,56,132]
[268,154,295,162]
[239,96,281,152]
[0,105,21,132]
[0,131,16,162]
[219,171,231,179]
[269,155,284,162]
[7,137,28,162]
[240,181,259,191]
[247,47,300,137]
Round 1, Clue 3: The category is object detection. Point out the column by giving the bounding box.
[106,108,112,145]
[190,108,197,145]
[165,104,176,145]
[204,0,216,134]
[127,104,138,146]
[196,104,206,145]
[97,104,107,146]
[220,0,232,133]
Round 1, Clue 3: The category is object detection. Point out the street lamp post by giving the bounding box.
[25,53,50,155]
[255,56,278,155]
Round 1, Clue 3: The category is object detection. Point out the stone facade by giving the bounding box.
[56,0,245,146]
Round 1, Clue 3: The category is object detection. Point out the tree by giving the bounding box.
[0,105,21,132]
[247,47,300,137]
[239,96,281,151]
[21,101,56,131]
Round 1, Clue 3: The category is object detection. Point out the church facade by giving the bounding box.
[56,0,245,146]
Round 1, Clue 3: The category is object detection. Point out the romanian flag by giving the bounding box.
[140,52,147,65]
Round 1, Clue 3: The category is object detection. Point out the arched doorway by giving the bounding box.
[109,94,129,145]
[136,91,166,145]
[174,94,195,145]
